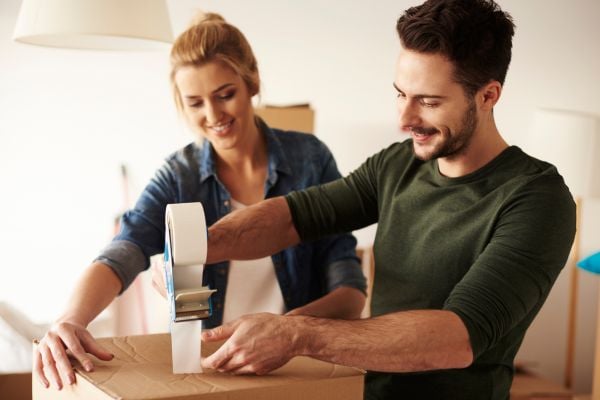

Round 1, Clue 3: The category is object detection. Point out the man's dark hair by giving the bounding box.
[396,0,515,96]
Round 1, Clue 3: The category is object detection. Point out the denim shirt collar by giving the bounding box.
[198,117,293,188]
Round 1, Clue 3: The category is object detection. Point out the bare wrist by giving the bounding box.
[288,315,319,357]
[57,312,88,328]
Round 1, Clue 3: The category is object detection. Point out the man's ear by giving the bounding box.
[478,80,502,111]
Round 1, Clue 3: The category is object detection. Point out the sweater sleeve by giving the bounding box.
[443,171,576,359]
[285,149,383,241]
[302,138,367,294]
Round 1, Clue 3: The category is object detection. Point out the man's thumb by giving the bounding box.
[202,323,234,342]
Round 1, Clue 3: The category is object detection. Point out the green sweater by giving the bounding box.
[286,139,575,400]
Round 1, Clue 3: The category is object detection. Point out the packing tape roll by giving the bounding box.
[166,203,207,266]
[165,202,208,374]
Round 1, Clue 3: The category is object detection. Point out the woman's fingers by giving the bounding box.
[151,261,167,298]
[34,321,113,390]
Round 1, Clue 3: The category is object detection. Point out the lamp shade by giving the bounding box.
[528,108,600,198]
[12,0,173,50]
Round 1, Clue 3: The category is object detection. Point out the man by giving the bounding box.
[199,1,576,399]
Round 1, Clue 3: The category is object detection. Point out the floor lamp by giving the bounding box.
[529,108,600,389]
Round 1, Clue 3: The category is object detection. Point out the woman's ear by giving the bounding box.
[249,72,260,97]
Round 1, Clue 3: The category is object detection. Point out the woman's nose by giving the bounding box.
[204,101,222,125]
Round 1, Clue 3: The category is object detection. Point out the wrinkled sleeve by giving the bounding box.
[443,174,576,359]
[301,142,372,295]
[286,150,381,241]
[95,162,178,293]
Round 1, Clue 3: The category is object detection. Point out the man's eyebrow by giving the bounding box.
[184,83,235,99]
[392,82,446,99]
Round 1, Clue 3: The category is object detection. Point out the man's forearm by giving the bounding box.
[298,310,473,372]
[206,197,300,263]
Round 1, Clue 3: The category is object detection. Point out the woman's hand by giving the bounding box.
[151,259,168,299]
[33,319,113,390]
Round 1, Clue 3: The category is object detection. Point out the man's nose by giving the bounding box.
[397,100,421,132]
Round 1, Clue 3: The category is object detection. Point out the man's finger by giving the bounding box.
[201,321,235,342]
[216,352,253,374]
[201,341,234,370]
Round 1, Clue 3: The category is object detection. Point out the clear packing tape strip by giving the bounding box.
[164,202,210,374]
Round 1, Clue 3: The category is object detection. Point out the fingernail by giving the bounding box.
[68,376,74,385]
[84,362,93,372]
[203,330,213,338]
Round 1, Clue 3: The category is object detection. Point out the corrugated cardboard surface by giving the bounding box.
[33,333,363,400]
[0,372,31,400]
[255,105,314,134]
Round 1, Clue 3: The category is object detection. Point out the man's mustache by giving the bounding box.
[411,126,439,135]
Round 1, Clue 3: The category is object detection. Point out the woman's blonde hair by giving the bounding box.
[170,12,259,113]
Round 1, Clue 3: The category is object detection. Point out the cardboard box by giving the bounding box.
[33,333,363,400]
[0,372,32,400]
[510,371,573,400]
[255,104,315,134]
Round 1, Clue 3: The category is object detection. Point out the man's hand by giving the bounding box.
[201,313,304,375]
[33,320,114,390]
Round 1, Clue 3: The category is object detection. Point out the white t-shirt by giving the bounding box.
[221,198,286,323]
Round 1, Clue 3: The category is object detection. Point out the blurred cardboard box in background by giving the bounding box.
[255,104,314,134]
[510,369,573,400]
[0,372,31,400]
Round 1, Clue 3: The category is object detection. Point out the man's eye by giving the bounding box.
[421,100,439,108]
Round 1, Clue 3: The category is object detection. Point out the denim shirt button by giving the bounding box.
[223,200,230,207]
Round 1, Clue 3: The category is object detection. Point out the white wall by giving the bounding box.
[1,0,599,393]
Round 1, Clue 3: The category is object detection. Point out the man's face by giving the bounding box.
[394,47,478,161]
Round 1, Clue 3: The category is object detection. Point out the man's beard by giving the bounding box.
[413,101,478,161]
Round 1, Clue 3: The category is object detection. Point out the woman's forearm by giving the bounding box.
[59,262,122,326]
[286,286,366,319]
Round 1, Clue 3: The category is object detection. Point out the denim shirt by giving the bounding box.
[96,119,366,328]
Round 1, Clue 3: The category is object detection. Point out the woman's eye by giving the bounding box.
[188,101,203,108]
[218,91,235,101]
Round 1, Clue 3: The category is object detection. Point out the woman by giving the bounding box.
[34,13,366,390]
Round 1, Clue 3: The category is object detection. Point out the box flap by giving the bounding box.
[70,333,362,399]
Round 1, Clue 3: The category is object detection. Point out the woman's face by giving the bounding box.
[175,60,256,151]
